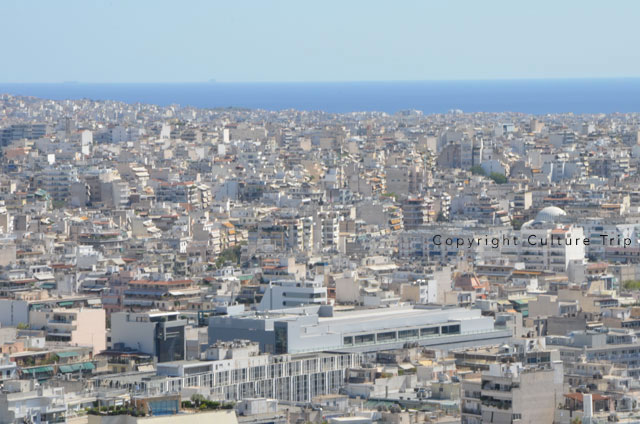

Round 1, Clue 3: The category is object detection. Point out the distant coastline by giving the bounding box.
[2,79,640,114]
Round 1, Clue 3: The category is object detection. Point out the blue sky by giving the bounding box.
[1,0,639,83]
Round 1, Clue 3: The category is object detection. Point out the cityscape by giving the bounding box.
[3,1,640,424]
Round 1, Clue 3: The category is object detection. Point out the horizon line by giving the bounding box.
[3,76,640,85]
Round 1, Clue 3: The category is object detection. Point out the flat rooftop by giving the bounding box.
[318,305,471,324]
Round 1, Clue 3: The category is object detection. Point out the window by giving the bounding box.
[398,329,419,339]
[354,334,375,345]
[377,331,396,342]
[441,324,460,335]
[421,327,439,337]
[343,336,353,346]
[274,323,288,354]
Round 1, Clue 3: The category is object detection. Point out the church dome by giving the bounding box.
[535,206,567,223]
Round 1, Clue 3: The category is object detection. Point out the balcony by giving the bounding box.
[47,320,76,332]
[46,329,72,339]
[481,388,514,399]
[463,390,482,399]
[481,397,512,411]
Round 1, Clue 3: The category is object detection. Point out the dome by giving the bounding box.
[535,206,567,223]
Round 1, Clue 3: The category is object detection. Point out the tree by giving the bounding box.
[623,280,640,290]
[470,165,486,176]
[191,394,206,407]
[489,172,508,184]
[215,245,242,268]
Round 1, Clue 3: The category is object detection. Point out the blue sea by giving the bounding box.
[2,79,640,114]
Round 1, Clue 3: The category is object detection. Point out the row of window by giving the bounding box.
[175,369,346,403]
[342,325,461,346]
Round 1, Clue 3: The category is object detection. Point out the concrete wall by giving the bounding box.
[513,366,564,424]
[335,276,360,303]
[547,316,587,336]
[0,300,28,327]
[528,295,559,318]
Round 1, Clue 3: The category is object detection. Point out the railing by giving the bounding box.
[481,398,512,410]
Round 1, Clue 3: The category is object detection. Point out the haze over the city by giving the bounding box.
[1,0,640,83]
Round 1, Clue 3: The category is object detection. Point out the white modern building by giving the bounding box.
[209,305,511,355]
[95,340,360,404]
[257,279,328,311]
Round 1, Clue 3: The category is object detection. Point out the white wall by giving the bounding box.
[110,313,156,355]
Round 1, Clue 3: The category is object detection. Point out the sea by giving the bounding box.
[2,79,640,114]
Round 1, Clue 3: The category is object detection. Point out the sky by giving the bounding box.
[1,0,639,83]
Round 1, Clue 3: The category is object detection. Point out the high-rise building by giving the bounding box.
[402,197,432,230]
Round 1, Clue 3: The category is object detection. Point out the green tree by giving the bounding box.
[623,280,640,290]
[489,172,508,184]
[215,245,242,268]
[470,165,486,176]
[191,394,206,406]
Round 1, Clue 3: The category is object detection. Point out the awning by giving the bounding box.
[56,351,79,358]
[57,301,74,307]
[59,362,94,373]
[23,366,54,374]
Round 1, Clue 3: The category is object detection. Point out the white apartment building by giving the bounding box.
[34,165,79,202]
[110,311,186,362]
[514,207,585,272]
[0,381,67,424]
[29,307,106,354]
[400,279,438,304]
[461,361,564,424]
[95,340,360,404]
